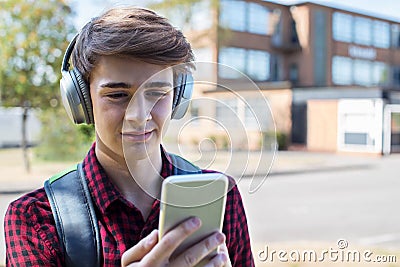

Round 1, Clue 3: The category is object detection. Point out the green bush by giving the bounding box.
[34,108,95,161]
[208,134,229,150]
[276,132,288,150]
[262,131,288,151]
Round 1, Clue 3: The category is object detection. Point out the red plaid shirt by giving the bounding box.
[5,144,254,266]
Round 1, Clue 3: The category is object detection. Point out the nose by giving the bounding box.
[125,92,152,125]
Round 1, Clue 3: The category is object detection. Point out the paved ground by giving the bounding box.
[1,148,399,266]
[239,152,400,266]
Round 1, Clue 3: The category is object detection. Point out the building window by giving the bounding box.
[344,132,369,145]
[393,66,400,86]
[290,19,299,44]
[338,100,384,153]
[332,12,353,42]
[373,20,390,48]
[247,50,270,81]
[219,0,246,32]
[354,17,372,46]
[247,2,269,35]
[219,47,271,81]
[332,56,389,86]
[391,25,400,48]
[220,0,269,35]
[270,54,281,81]
[332,56,352,85]
[333,12,394,49]
[341,114,376,146]
[354,59,372,86]
[372,62,389,85]
[289,63,299,84]
[218,47,246,79]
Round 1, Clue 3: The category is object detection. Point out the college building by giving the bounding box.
[166,0,400,155]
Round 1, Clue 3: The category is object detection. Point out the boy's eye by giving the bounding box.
[106,92,129,99]
[146,91,169,97]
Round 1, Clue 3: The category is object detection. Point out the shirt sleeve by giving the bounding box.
[223,181,255,267]
[4,190,63,267]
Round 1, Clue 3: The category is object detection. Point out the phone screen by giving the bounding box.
[158,173,228,263]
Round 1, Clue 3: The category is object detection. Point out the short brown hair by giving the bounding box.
[72,6,194,81]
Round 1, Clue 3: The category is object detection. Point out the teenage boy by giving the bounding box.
[4,6,254,267]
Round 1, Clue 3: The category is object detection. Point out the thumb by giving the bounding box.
[121,230,158,266]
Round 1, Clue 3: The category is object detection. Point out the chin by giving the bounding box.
[123,139,159,161]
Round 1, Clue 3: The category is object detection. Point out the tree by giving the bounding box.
[148,0,220,32]
[147,0,232,57]
[149,0,205,29]
[0,0,76,171]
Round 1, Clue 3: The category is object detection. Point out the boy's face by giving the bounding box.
[90,55,173,162]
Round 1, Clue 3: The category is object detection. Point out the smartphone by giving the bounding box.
[158,173,229,265]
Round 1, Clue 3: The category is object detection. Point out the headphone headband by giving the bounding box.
[62,34,78,72]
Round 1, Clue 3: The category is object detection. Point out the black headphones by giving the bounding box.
[60,34,194,124]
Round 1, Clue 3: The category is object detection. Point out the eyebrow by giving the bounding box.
[99,81,172,89]
[100,82,132,89]
[143,81,173,88]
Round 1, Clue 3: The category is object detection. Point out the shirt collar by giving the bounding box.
[82,142,174,215]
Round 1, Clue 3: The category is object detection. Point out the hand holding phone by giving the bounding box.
[121,218,229,267]
[158,173,229,266]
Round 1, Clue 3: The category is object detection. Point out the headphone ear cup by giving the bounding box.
[171,73,193,120]
[72,68,93,124]
[172,74,184,112]
[59,68,93,124]
[59,34,93,124]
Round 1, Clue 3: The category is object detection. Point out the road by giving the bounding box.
[237,152,400,266]
[1,151,400,266]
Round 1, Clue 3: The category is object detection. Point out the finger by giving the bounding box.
[121,230,158,266]
[141,217,201,265]
[172,232,225,267]
[217,242,232,267]
[203,253,228,267]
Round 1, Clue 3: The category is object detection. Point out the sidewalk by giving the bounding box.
[0,148,383,193]
[0,149,75,193]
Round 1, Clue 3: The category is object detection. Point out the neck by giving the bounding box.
[95,142,163,207]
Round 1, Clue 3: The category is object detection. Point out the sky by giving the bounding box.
[71,0,400,31]
[275,0,400,21]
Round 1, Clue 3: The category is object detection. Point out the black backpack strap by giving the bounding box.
[44,163,101,267]
[43,154,198,266]
[168,153,202,175]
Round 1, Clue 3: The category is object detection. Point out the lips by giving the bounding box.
[122,130,153,142]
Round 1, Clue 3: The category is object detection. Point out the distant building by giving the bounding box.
[168,0,400,154]
[0,107,41,148]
